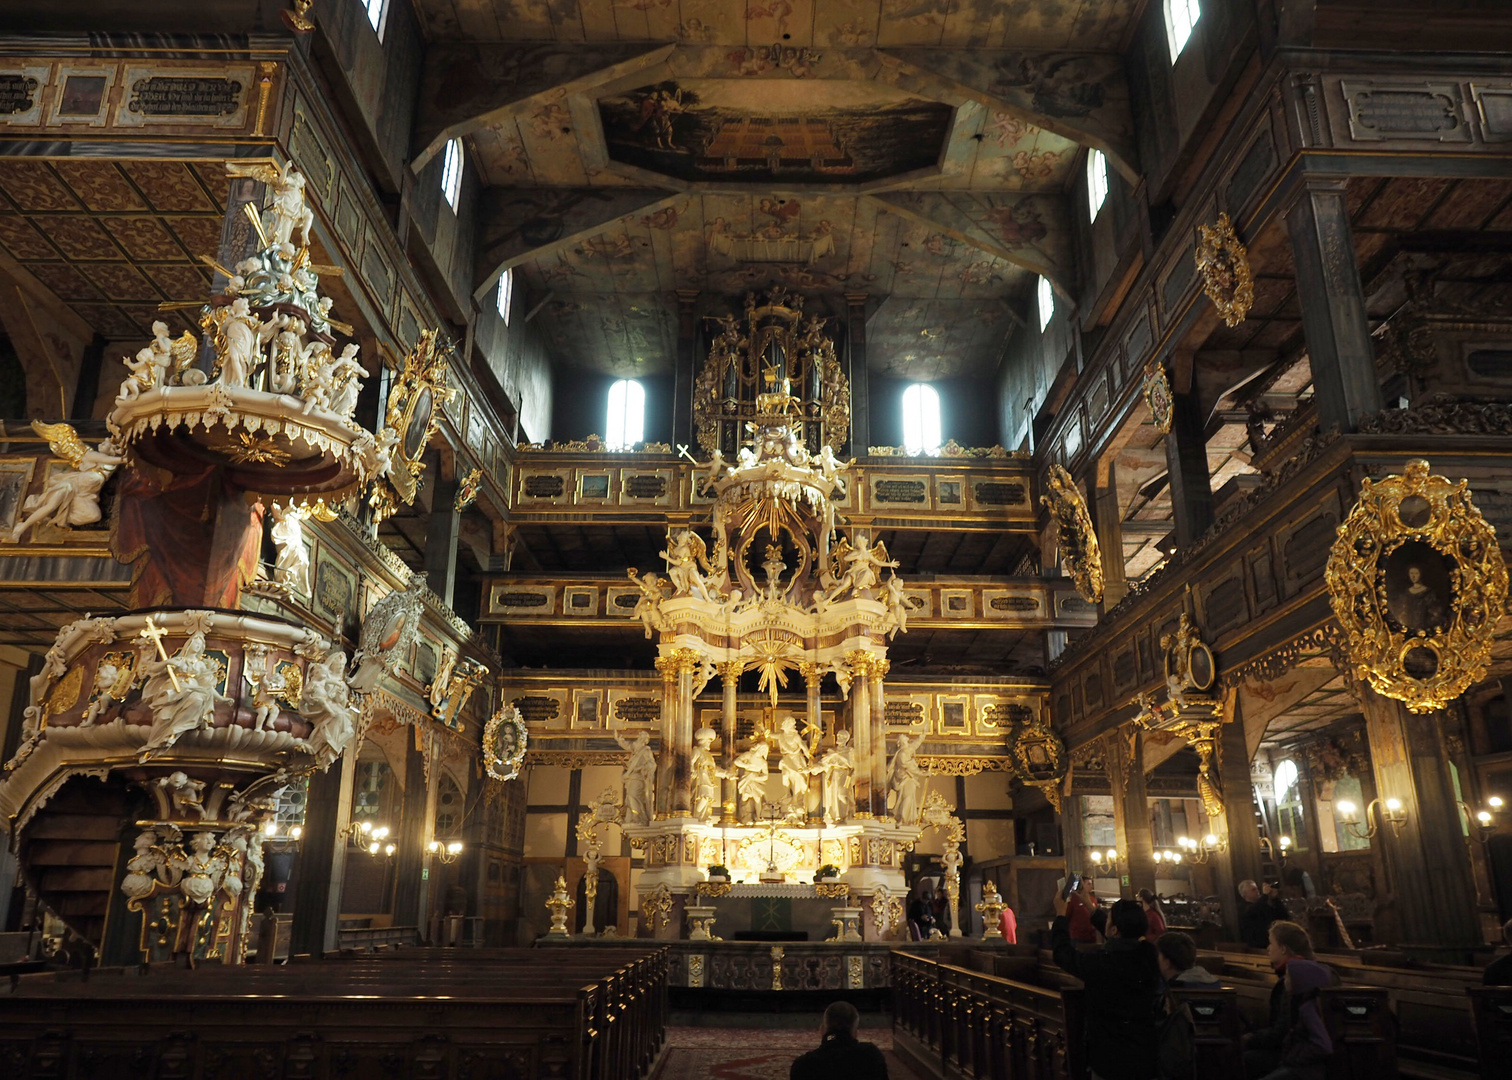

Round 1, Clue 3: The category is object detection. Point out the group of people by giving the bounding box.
[1052,875,1335,1080]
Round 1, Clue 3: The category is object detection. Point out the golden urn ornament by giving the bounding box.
[976,880,1008,939]
[544,873,575,936]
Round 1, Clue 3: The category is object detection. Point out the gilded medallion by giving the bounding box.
[1006,709,1067,813]
[483,703,529,781]
[1142,359,1174,434]
[1326,458,1508,712]
[1194,212,1254,327]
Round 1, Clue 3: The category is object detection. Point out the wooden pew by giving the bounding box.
[1467,986,1512,1080]
[1171,985,1244,1078]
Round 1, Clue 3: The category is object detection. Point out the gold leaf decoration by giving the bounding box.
[1194,212,1254,327]
[1041,463,1103,604]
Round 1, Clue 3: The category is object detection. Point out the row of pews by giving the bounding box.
[893,947,1404,1080]
[0,945,668,1080]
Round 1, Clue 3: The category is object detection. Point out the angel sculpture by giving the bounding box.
[627,567,669,639]
[327,343,366,421]
[884,574,911,634]
[120,829,168,901]
[250,664,289,731]
[266,316,304,395]
[660,529,714,601]
[270,504,310,595]
[225,161,315,250]
[12,422,125,542]
[82,656,129,725]
[140,632,233,760]
[887,732,925,826]
[157,771,207,819]
[209,298,278,388]
[826,539,898,602]
[299,649,358,768]
[353,426,399,483]
[614,729,657,825]
[173,831,224,907]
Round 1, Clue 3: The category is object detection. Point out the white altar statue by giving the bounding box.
[299,650,358,768]
[140,632,233,759]
[270,504,310,595]
[691,727,721,822]
[328,343,365,421]
[660,529,713,601]
[731,738,771,824]
[775,716,813,814]
[615,729,657,825]
[887,731,925,826]
[810,729,856,824]
[225,161,315,249]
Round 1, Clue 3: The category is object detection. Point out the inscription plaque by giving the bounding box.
[873,479,927,504]
[0,74,38,116]
[127,76,242,117]
[1343,81,1470,142]
[615,697,660,723]
[497,591,549,608]
[885,701,924,728]
[990,596,1039,612]
[513,695,560,724]
[974,481,1026,505]
[624,474,667,499]
[523,475,565,498]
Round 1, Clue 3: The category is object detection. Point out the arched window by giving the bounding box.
[1037,275,1055,332]
[1086,149,1109,221]
[901,383,942,456]
[440,138,463,212]
[1273,758,1307,851]
[1165,0,1201,61]
[496,268,513,326]
[606,379,645,450]
[360,0,387,34]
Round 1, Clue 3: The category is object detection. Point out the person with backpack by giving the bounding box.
[1052,893,1164,1080]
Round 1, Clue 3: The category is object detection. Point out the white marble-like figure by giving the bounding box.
[220,831,248,907]
[213,298,278,388]
[884,574,910,634]
[660,530,712,601]
[328,344,365,421]
[615,729,657,825]
[627,568,668,639]
[810,729,856,824]
[226,161,314,249]
[82,658,120,726]
[115,343,163,404]
[157,771,207,819]
[353,426,400,483]
[731,738,771,823]
[121,829,166,901]
[250,666,287,731]
[12,425,125,542]
[691,727,721,823]
[298,341,338,414]
[775,717,812,813]
[270,504,310,595]
[887,732,925,826]
[840,540,899,598]
[174,831,223,906]
[299,650,358,768]
[267,316,305,395]
[140,632,232,759]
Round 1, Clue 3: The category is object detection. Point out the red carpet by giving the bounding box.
[657,1026,922,1079]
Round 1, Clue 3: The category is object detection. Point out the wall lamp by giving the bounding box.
[343,820,395,856]
[1176,833,1226,864]
[1459,795,1504,844]
[1153,849,1184,866]
[428,839,464,864]
[1088,849,1121,873]
[1336,798,1407,841]
[1258,834,1292,860]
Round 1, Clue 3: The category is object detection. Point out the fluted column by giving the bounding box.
[718,660,742,824]
[869,658,889,818]
[801,661,824,822]
[673,648,701,815]
[654,654,677,817]
[847,651,874,815]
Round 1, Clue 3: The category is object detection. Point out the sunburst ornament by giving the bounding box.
[227,433,291,466]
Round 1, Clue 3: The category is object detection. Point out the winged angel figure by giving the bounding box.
[224,160,314,250]
[12,421,125,542]
[659,529,716,601]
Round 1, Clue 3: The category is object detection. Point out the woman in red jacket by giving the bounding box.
[1066,878,1100,942]
[1138,888,1166,940]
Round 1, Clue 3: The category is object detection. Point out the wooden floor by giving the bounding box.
[654,1023,926,1079]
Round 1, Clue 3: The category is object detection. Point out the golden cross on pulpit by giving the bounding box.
[138,616,181,692]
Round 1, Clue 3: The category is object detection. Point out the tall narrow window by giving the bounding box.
[362,0,387,35]
[496,269,514,326]
[1037,275,1055,332]
[901,383,942,456]
[1164,0,1201,61]
[606,379,645,450]
[440,138,463,212]
[1086,149,1109,221]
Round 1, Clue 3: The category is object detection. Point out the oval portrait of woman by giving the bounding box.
[1384,540,1454,634]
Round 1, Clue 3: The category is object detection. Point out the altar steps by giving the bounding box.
[18,776,135,952]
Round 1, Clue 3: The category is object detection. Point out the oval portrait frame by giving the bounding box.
[1326,458,1508,712]
[483,703,529,782]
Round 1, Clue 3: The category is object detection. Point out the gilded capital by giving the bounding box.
[717,659,744,680]
[869,658,890,680]
[845,649,875,677]
[798,660,822,685]
[670,647,704,675]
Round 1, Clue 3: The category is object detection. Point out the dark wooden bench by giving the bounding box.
[1466,986,1512,1080]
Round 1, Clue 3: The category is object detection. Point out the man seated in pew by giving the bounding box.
[789,1000,889,1080]
[1052,891,1164,1080]
[1243,921,1335,1080]
[1484,918,1512,985]
[1155,932,1220,987]
[1238,879,1291,949]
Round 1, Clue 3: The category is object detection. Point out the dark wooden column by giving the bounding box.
[289,754,352,956]
[1164,390,1215,550]
[392,740,430,931]
[1359,686,1481,954]
[673,289,699,451]
[1093,461,1127,611]
[1110,729,1155,899]
[1213,705,1265,940]
[1286,178,1384,432]
[424,476,461,609]
[844,293,869,455]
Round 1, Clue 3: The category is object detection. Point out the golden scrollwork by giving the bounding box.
[814,882,851,900]
[1006,708,1069,813]
[641,883,673,931]
[382,329,455,505]
[482,704,528,782]
[454,467,483,512]
[1195,212,1254,327]
[1142,359,1173,434]
[1041,464,1103,604]
[1326,458,1508,713]
[694,881,732,898]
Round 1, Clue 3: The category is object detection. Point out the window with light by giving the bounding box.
[1037,275,1055,332]
[441,138,463,212]
[1086,149,1109,221]
[1165,0,1201,61]
[901,383,942,456]
[362,0,387,35]
[1273,758,1307,851]
[606,379,645,450]
[496,269,513,326]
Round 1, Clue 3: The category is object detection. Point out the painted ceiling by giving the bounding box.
[431,18,1139,379]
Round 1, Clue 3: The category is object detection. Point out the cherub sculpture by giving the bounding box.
[157,771,207,819]
[627,567,669,639]
[225,161,315,249]
[120,829,168,901]
[12,422,125,542]
[250,664,289,731]
[299,649,358,768]
[140,632,232,760]
[884,574,911,634]
[82,656,127,725]
[660,529,714,601]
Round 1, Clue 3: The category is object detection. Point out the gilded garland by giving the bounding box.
[1194,212,1254,327]
[1142,360,1173,434]
[1326,458,1508,712]
[1041,464,1104,604]
[482,704,528,781]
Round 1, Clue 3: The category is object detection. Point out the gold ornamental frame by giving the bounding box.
[1006,710,1068,813]
[483,703,529,781]
[382,329,454,505]
[1326,458,1508,713]
[1142,359,1174,434]
[1041,463,1104,604]
[1194,212,1254,327]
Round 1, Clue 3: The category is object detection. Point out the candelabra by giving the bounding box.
[1335,798,1407,841]
[343,819,395,857]
[260,820,303,852]
[1459,795,1504,845]
[1176,833,1227,864]
[1257,834,1292,860]
[1152,849,1184,866]
[427,839,464,864]
[1087,848,1121,874]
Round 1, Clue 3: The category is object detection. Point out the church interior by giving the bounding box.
[0,0,1511,1077]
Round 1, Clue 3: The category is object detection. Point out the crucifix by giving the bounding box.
[138,615,181,692]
